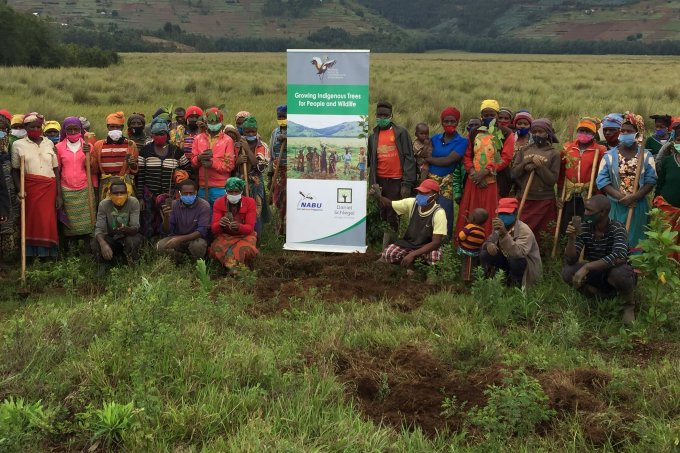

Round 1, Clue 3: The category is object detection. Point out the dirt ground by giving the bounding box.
[332,344,634,445]
[249,252,437,314]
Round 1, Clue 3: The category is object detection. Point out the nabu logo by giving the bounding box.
[297,191,323,210]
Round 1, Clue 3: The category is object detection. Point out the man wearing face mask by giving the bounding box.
[510,118,560,249]
[191,107,236,206]
[269,105,288,235]
[127,113,149,149]
[92,178,143,276]
[171,105,203,180]
[367,101,416,248]
[480,198,542,287]
[557,118,606,234]
[42,121,61,146]
[91,111,139,199]
[209,177,258,274]
[562,194,636,324]
[156,179,210,261]
[371,179,446,271]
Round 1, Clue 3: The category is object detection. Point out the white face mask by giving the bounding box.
[11,129,27,139]
[227,194,242,204]
[108,129,123,141]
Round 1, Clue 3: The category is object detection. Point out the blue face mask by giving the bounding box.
[619,133,637,147]
[0,131,6,140]
[517,127,530,136]
[482,117,494,127]
[655,129,668,138]
[245,135,257,141]
[180,194,196,205]
[415,193,432,207]
[48,136,60,144]
[237,127,244,135]
[498,213,516,227]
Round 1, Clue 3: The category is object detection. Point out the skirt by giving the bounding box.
[209,232,258,270]
[61,186,94,236]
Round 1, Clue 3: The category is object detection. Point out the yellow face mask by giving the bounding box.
[277,119,287,127]
[110,194,128,207]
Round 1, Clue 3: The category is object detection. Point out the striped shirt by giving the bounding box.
[458,223,486,256]
[137,143,191,198]
[575,220,628,266]
[99,142,130,175]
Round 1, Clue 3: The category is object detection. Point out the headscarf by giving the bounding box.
[513,111,533,126]
[622,111,644,134]
[185,105,204,118]
[581,116,601,132]
[440,106,461,122]
[650,114,672,129]
[11,114,25,127]
[576,119,597,135]
[602,113,623,130]
[276,104,287,115]
[531,118,559,143]
[499,107,514,118]
[225,177,245,192]
[480,99,500,113]
[0,110,11,124]
[127,112,146,127]
[79,116,91,130]
[60,116,83,141]
[242,116,258,129]
[235,111,251,121]
[43,120,61,133]
[204,107,224,123]
[106,111,125,126]
[24,112,45,126]
[150,117,170,135]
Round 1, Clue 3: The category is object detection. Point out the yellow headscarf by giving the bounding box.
[480,99,500,113]
[42,120,61,132]
[10,114,24,126]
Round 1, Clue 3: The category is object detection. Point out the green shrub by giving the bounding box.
[469,369,555,438]
[79,401,139,450]
[425,242,461,285]
[0,397,54,452]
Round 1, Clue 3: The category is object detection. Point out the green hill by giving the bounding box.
[8,0,680,42]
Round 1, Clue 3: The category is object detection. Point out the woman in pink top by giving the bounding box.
[191,107,235,206]
[56,116,96,239]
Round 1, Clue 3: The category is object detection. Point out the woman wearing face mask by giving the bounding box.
[191,107,236,206]
[596,112,657,249]
[91,111,139,199]
[127,113,150,150]
[599,113,623,150]
[455,100,515,241]
[557,118,606,234]
[645,114,672,156]
[11,112,62,259]
[136,118,191,238]
[424,107,467,238]
[209,177,258,274]
[42,121,61,146]
[510,118,561,249]
[170,105,203,181]
[55,116,96,242]
[9,114,26,150]
[0,110,14,258]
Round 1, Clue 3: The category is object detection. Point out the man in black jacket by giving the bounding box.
[367,101,416,247]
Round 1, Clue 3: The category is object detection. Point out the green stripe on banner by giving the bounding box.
[288,85,368,115]
[301,216,366,243]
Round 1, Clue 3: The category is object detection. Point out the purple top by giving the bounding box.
[169,197,211,238]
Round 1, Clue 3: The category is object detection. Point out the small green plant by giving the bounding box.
[471,267,505,306]
[26,256,87,294]
[425,243,461,285]
[377,374,391,401]
[82,401,139,449]
[195,258,213,292]
[0,397,54,452]
[469,369,555,438]
[440,395,467,419]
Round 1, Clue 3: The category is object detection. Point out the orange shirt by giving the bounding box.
[376,128,402,178]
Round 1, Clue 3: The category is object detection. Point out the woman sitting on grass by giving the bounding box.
[208,177,258,274]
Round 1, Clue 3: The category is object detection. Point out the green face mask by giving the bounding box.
[674,143,680,153]
[376,118,391,128]
[207,123,223,132]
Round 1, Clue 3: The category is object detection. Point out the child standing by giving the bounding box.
[458,208,489,282]
[357,147,367,180]
[413,123,432,183]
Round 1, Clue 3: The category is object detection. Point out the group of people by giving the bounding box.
[369,101,680,324]
[0,105,289,274]
[1,98,677,323]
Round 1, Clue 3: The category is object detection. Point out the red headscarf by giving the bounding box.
[204,107,224,123]
[185,105,204,118]
[440,106,461,122]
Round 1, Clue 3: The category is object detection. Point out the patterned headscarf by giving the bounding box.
[225,177,245,192]
[513,111,533,126]
[150,117,170,135]
[623,111,645,137]
[602,113,623,130]
[24,112,45,126]
[235,111,251,121]
[60,116,83,141]
[242,116,258,129]
[185,106,204,118]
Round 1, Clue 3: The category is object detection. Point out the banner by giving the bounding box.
[285,49,370,253]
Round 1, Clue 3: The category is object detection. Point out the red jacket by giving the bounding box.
[558,140,606,188]
[211,195,256,236]
[191,132,235,188]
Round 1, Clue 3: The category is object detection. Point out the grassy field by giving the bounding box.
[1,53,680,451]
